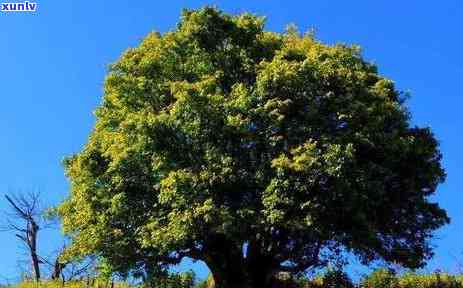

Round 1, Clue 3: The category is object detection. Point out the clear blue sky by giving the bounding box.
[0,0,462,283]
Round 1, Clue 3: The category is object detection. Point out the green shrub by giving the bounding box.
[13,280,130,288]
[362,269,398,288]
[397,272,461,288]
[361,270,463,288]
[194,274,214,288]
[145,271,196,288]
[321,270,355,288]
[9,271,463,288]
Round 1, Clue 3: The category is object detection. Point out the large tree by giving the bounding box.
[58,7,449,288]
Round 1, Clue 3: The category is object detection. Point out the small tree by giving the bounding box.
[58,7,449,288]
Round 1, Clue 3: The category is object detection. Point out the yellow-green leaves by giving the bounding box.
[272,141,320,173]
[159,170,197,207]
[262,179,290,225]
[272,141,354,176]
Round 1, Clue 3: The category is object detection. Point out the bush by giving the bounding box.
[321,270,355,288]
[397,272,462,288]
[13,280,130,288]
[9,271,463,288]
[361,270,463,288]
[362,269,398,288]
[145,271,196,288]
[195,274,214,288]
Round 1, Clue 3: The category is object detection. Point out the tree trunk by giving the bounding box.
[203,234,248,288]
[203,235,276,288]
[205,249,249,287]
[246,242,276,288]
[207,262,248,288]
[31,250,41,281]
[29,222,40,282]
[207,260,276,288]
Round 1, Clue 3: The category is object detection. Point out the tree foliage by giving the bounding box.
[58,7,449,288]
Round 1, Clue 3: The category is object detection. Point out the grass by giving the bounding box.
[4,270,463,288]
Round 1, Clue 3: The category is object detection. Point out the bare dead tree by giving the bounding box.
[62,256,97,282]
[37,241,98,282]
[50,253,67,281]
[36,244,67,281]
[1,191,96,284]
[1,192,43,282]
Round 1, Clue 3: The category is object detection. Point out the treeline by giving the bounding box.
[5,269,463,288]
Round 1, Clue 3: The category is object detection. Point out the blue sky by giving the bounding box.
[0,0,462,283]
